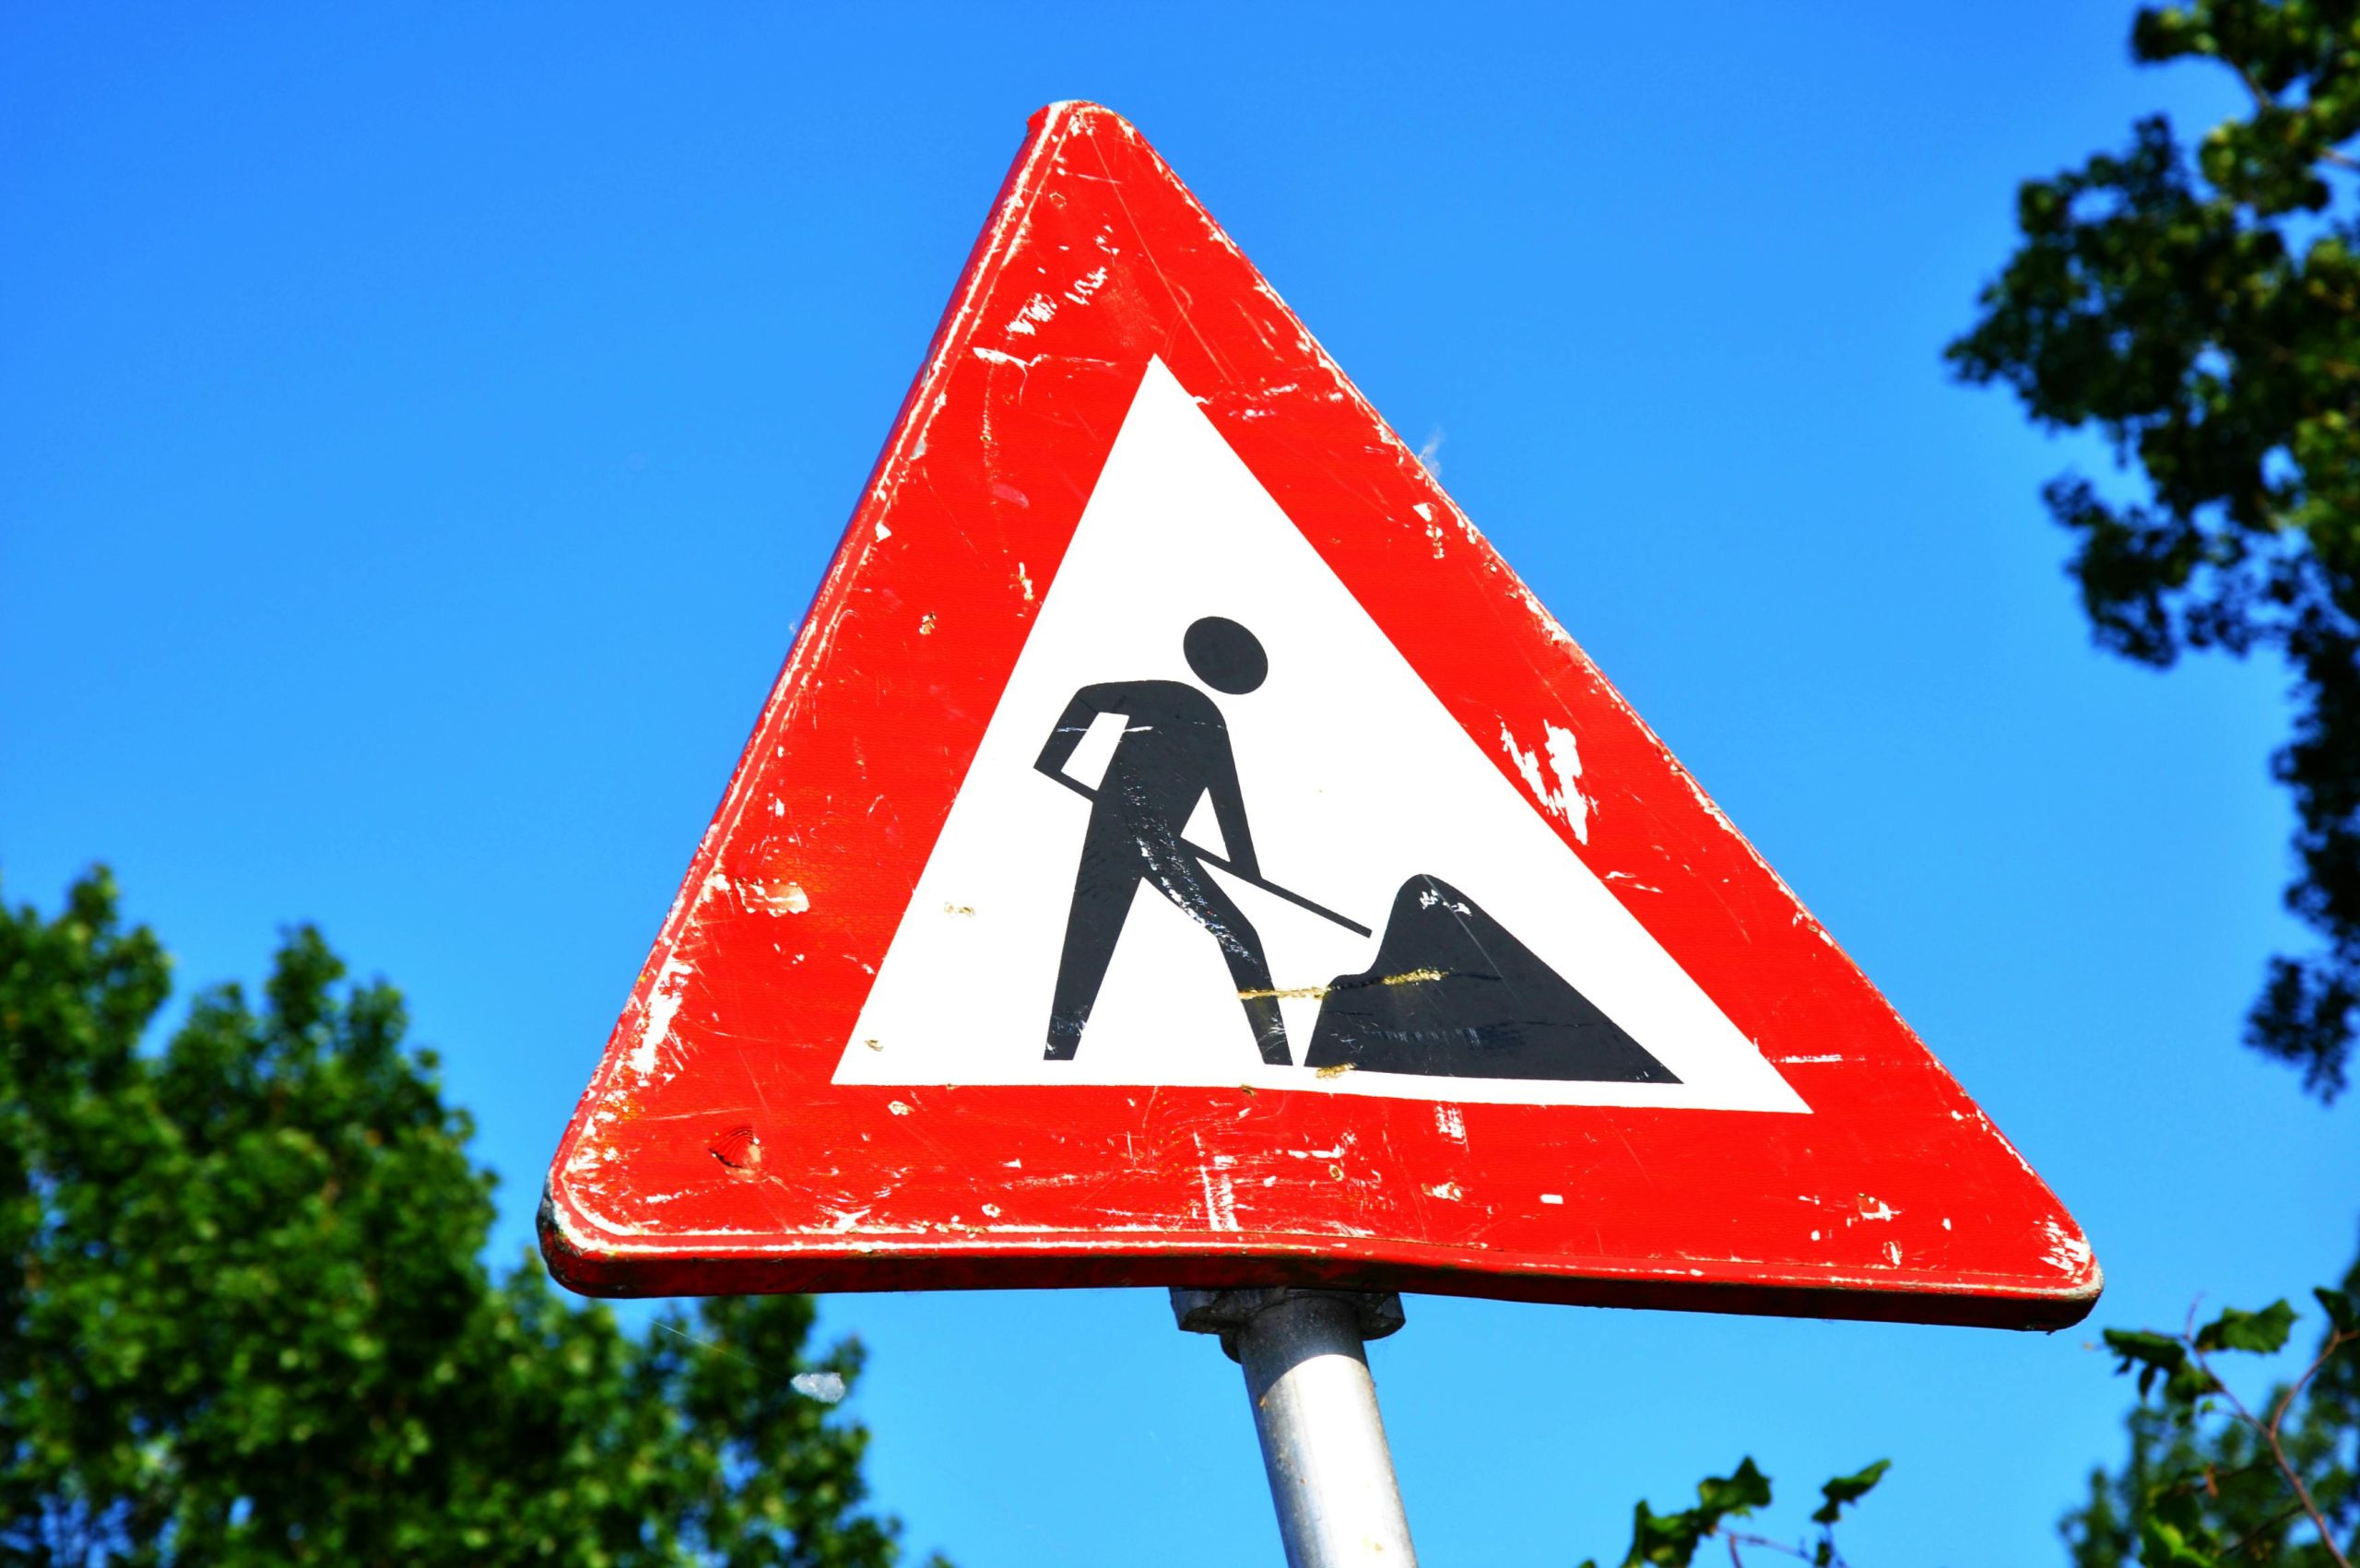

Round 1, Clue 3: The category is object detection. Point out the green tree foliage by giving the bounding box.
[0,869,940,1567]
[1583,1258,2360,1568]
[1947,0,2360,1099]
[2063,1268,2360,1566]
[1578,1455,1887,1567]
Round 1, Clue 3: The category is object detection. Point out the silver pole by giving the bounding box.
[1171,1288,1419,1568]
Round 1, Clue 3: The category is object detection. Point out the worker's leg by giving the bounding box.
[1153,862,1291,1067]
[1045,841,1143,1060]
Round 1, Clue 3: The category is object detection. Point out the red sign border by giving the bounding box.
[540,102,2100,1332]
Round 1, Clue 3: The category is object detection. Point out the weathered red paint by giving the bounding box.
[540,101,2099,1329]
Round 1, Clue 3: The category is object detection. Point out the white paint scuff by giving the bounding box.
[972,345,1042,371]
[2041,1219,2095,1277]
[631,956,696,1077]
[1005,293,1058,336]
[1499,721,1592,843]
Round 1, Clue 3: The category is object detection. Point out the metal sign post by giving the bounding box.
[1173,1289,1417,1568]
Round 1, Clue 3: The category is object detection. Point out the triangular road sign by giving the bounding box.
[542,102,2099,1329]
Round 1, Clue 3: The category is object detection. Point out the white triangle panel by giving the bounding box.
[835,359,1805,1113]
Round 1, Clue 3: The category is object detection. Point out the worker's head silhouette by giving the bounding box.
[1184,616,1267,695]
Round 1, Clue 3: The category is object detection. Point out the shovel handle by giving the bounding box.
[1038,766,1373,938]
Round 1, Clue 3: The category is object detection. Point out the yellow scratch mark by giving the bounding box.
[1235,969,1447,1003]
[1315,1063,1355,1080]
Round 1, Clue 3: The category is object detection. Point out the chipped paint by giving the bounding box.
[747,880,809,916]
[1005,293,1059,336]
[2041,1219,2096,1278]
[629,956,694,1078]
[972,345,1042,371]
[1499,720,1592,843]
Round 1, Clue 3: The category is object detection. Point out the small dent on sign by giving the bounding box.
[709,1125,762,1176]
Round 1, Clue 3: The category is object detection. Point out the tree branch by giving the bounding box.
[2191,1336,2355,1568]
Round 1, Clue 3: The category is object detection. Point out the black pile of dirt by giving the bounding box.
[1303,874,1677,1083]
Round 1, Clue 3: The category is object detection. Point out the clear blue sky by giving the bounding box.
[6,5,2353,1563]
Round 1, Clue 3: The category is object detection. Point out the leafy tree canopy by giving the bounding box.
[2064,1268,2360,1566]
[0,868,940,1568]
[1578,1253,2360,1567]
[1947,0,2360,1099]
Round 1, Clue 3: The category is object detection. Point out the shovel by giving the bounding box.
[1039,766,1675,1086]
[1036,767,1372,937]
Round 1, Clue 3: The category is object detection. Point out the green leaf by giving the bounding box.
[2314,1286,2357,1333]
[1810,1458,1890,1525]
[2193,1299,2295,1355]
[1618,1460,1772,1567]
[2140,1485,2223,1568]
[2106,1328,2184,1394]
[1695,1456,1772,1518]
